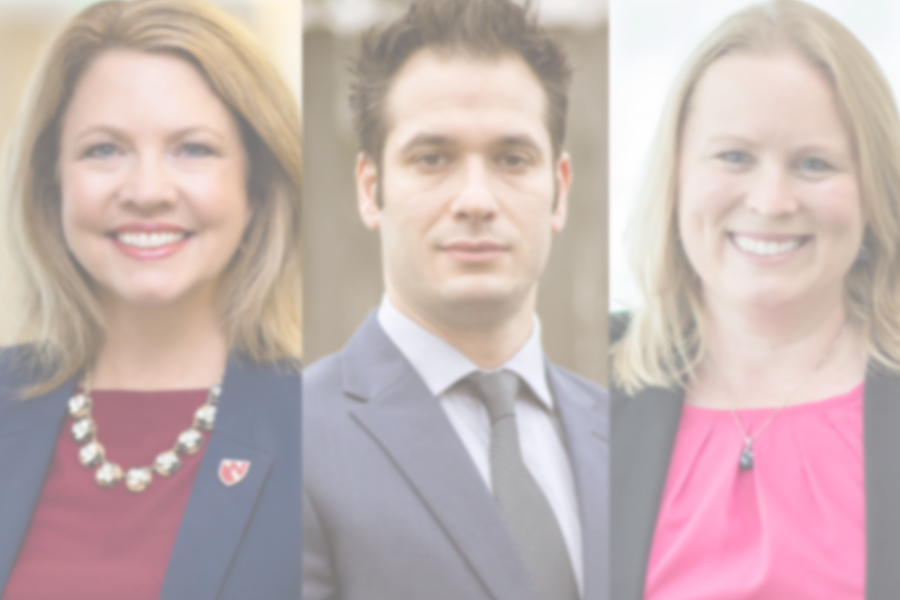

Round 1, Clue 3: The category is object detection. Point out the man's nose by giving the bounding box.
[451,155,498,221]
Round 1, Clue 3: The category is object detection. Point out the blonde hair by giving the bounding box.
[0,0,302,396]
[612,0,900,393]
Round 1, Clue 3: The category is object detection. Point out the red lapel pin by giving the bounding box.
[218,459,251,487]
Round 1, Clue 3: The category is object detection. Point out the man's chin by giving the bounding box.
[423,280,529,324]
[437,279,519,305]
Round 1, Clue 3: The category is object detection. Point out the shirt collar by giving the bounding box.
[377,296,554,409]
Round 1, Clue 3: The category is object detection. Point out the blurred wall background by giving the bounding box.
[303,0,609,384]
[0,0,301,343]
[610,0,900,311]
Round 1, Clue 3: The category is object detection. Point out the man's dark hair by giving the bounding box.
[350,0,572,166]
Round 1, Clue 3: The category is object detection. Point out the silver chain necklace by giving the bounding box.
[707,322,845,471]
[68,375,221,492]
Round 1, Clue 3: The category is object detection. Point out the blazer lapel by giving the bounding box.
[611,383,683,600]
[548,366,608,600]
[864,366,900,600]
[160,357,276,600]
[0,375,77,591]
[344,315,540,600]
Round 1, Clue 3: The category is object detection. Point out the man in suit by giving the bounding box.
[303,1,608,599]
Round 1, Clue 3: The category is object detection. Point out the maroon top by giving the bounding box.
[3,389,209,600]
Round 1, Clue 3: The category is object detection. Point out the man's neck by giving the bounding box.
[386,291,536,370]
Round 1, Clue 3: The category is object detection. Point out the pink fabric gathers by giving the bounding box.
[646,384,865,600]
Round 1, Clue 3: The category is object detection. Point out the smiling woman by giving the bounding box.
[0,0,301,598]
[610,1,900,599]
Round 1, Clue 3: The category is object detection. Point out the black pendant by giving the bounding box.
[739,440,754,470]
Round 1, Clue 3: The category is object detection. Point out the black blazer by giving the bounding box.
[0,349,302,600]
[611,317,900,600]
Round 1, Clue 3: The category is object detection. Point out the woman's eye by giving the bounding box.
[83,143,119,159]
[798,157,832,173]
[180,143,215,158]
[717,150,750,164]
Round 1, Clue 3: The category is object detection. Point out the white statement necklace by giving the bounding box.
[68,377,221,492]
[708,323,845,471]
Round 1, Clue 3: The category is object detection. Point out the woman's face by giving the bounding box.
[59,50,250,308]
[677,51,864,313]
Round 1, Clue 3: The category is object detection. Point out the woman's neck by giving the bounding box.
[688,291,866,409]
[91,288,228,391]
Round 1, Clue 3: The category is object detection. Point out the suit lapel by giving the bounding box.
[611,383,683,600]
[548,366,608,600]
[864,366,900,600]
[0,375,77,591]
[344,315,540,600]
[160,357,276,600]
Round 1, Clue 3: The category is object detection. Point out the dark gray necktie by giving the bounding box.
[467,370,580,600]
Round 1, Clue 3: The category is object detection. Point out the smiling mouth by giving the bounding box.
[113,231,189,249]
[730,233,809,257]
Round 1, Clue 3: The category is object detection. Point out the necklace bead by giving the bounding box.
[176,429,204,455]
[125,467,153,493]
[79,441,105,468]
[71,417,95,444]
[194,404,216,431]
[68,394,91,418]
[69,378,221,492]
[154,450,182,476]
[95,462,123,488]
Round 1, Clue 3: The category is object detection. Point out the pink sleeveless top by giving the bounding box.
[646,384,865,600]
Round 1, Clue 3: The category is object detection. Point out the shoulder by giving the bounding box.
[0,345,45,405]
[610,311,631,345]
[548,362,608,414]
[303,351,342,398]
[216,354,301,449]
[302,351,354,431]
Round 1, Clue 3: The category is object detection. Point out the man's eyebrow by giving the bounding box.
[400,134,455,153]
[399,133,544,153]
[494,134,541,151]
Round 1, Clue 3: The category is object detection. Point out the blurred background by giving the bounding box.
[0,0,301,343]
[303,0,610,384]
[610,0,900,312]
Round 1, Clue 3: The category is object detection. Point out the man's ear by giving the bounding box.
[551,152,572,233]
[356,153,380,230]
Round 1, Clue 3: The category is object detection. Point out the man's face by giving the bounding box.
[357,49,570,328]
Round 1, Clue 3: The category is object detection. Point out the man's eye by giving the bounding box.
[180,143,215,158]
[83,143,119,159]
[415,153,446,167]
[499,154,530,168]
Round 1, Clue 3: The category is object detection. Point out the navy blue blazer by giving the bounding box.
[0,349,301,600]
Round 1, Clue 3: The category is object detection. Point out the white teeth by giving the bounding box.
[116,231,186,249]
[732,235,802,256]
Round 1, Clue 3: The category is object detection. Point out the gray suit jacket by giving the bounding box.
[303,313,608,600]
[610,317,900,600]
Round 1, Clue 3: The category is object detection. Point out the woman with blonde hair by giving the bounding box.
[612,1,900,598]
[0,0,302,597]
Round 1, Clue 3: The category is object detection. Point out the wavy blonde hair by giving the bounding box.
[612,0,900,394]
[0,0,302,396]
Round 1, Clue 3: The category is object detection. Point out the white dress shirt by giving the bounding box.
[378,297,584,595]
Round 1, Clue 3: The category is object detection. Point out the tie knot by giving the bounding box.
[467,370,520,422]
